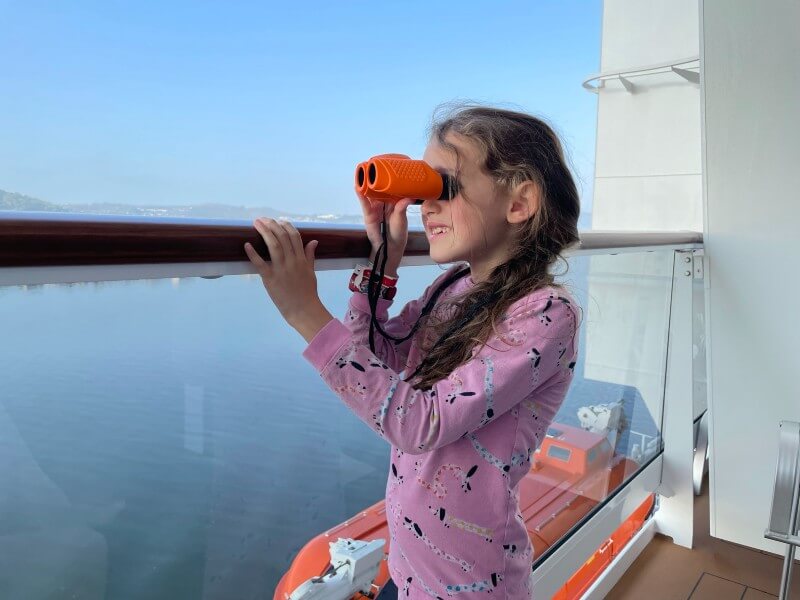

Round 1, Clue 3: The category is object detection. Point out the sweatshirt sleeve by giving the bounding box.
[340,267,454,373]
[302,289,578,455]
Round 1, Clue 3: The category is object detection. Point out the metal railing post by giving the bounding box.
[654,249,696,548]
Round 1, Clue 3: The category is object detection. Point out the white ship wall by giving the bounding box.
[585,0,702,430]
[702,0,800,555]
[593,0,701,232]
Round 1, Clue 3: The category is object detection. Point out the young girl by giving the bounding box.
[244,105,582,599]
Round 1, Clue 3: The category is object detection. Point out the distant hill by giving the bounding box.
[0,188,425,226]
[0,189,64,213]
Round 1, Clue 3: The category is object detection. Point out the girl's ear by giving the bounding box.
[507,181,540,224]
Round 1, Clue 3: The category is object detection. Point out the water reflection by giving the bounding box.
[0,256,667,599]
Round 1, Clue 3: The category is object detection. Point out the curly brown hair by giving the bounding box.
[399,103,582,391]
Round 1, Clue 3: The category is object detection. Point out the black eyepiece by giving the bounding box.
[438,174,458,200]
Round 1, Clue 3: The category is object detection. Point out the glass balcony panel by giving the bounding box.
[0,271,398,598]
[0,249,673,597]
[528,249,673,569]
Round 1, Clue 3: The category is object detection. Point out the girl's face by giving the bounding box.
[421,132,517,283]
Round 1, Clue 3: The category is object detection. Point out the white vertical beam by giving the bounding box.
[701,0,800,554]
[654,249,695,547]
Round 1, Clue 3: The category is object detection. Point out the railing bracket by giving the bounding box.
[654,483,675,498]
[693,250,705,280]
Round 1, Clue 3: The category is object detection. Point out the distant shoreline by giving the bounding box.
[0,187,382,224]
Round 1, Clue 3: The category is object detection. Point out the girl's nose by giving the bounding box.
[421,197,442,214]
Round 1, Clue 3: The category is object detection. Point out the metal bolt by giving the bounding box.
[685,270,692,276]
[684,256,692,263]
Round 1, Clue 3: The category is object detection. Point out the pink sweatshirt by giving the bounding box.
[302,263,580,599]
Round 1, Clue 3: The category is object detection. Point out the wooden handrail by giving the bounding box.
[0,211,703,268]
[0,212,431,268]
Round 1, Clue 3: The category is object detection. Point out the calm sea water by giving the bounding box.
[0,259,658,599]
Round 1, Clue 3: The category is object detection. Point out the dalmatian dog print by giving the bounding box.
[301,264,580,599]
[428,504,495,543]
[416,463,479,498]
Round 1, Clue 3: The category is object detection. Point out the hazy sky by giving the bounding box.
[0,1,602,216]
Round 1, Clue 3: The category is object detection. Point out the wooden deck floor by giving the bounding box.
[606,475,800,599]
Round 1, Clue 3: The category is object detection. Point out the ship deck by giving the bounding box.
[607,475,800,599]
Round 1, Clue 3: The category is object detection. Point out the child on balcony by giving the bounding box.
[245,104,582,599]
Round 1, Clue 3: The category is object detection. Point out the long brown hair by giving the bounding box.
[401,103,582,391]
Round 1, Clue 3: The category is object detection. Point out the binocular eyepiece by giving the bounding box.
[355,154,458,205]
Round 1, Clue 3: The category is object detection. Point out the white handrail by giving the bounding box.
[583,56,700,93]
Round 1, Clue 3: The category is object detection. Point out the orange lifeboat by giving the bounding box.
[274,423,655,600]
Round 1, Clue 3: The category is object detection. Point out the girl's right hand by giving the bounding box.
[357,192,416,264]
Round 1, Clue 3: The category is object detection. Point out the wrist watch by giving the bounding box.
[349,263,398,300]
[372,282,397,300]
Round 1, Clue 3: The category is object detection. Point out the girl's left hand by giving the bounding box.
[244,217,321,326]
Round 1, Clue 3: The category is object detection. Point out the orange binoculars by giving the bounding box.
[355,154,458,205]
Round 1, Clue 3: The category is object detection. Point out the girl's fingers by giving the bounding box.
[255,218,284,263]
[244,242,270,274]
[276,218,305,258]
[357,192,378,217]
[358,191,380,211]
[269,218,298,262]
[390,198,410,215]
[389,199,411,226]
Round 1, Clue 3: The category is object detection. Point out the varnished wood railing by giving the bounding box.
[0,211,702,268]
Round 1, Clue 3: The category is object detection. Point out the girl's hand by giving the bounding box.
[244,217,321,326]
[356,192,415,265]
